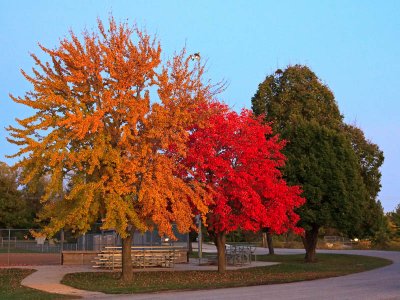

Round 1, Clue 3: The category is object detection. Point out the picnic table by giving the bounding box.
[226,243,256,265]
[206,243,257,266]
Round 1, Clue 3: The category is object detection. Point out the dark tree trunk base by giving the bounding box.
[121,227,135,281]
[267,231,275,255]
[215,232,227,273]
[302,225,319,263]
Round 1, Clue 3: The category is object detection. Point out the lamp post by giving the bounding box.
[196,215,202,264]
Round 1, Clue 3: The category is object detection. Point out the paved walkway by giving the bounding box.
[12,247,400,299]
[20,265,106,298]
[18,249,277,299]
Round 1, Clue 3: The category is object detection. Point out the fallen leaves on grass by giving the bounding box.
[62,254,392,294]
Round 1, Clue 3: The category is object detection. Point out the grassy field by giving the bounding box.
[62,254,392,294]
[0,269,76,300]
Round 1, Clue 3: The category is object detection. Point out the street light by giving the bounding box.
[195,214,202,264]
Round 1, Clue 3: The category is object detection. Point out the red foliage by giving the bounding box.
[185,104,305,236]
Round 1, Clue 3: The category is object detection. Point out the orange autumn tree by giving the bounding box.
[7,18,216,281]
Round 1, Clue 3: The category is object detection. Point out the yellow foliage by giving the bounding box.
[7,17,219,239]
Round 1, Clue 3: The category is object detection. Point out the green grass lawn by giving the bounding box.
[62,254,392,294]
[0,269,76,300]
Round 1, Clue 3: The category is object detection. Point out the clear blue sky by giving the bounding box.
[1,1,399,212]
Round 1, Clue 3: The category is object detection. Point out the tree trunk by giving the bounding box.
[188,239,193,254]
[215,232,226,273]
[266,231,275,255]
[262,232,267,248]
[188,231,196,254]
[187,231,194,263]
[302,225,319,263]
[121,227,135,281]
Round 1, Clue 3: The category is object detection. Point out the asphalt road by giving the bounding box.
[104,249,400,300]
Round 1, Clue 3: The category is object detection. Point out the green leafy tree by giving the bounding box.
[370,211,391,247]
[388,204,400,238]
[21,175,51,228]
[252,65,371,262]
[252,66,343,133]
[0,162,31,228]
[344,124,386,238]
[283,121,366,260]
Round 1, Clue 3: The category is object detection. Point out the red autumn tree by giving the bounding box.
[7,17,218,281]
[185,105,305,272]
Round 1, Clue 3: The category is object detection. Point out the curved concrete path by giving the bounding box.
[20,265,106,298]
[18,248,400,299]
[19,257,277,298]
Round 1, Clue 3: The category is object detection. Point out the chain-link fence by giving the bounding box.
[0,226,188,266]
[80,226,189,251]
[0,225,189,254]
[0,229,72,253]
